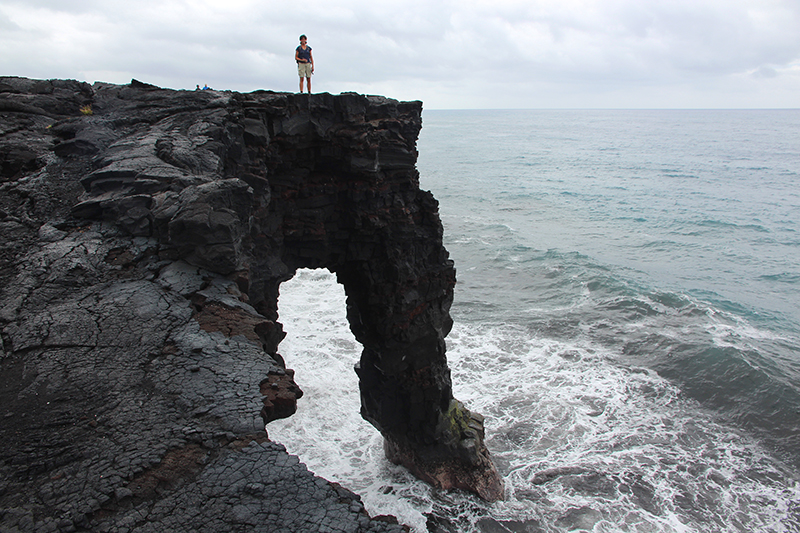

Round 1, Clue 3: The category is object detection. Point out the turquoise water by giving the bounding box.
[417,109,800,464]
[271,109,800,532]
[419,110,800,329]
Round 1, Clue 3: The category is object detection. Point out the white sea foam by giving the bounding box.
[270,268,800,533]
[269,268,432,531]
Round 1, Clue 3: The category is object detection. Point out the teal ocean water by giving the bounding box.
[270,109,800,532]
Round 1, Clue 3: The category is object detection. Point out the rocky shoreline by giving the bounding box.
[0,77,501,532]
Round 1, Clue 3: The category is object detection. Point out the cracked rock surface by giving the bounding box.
[0,223,401,532]
[0,75,501,532]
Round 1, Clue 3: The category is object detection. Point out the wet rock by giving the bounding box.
[476,517,544,533]
[531,466,589,485]
[554,506,603,531]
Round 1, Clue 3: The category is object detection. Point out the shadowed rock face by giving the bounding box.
[0,76,501,530]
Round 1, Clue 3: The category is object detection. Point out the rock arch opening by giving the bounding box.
[62,86,502,500]
[269,268,378,482]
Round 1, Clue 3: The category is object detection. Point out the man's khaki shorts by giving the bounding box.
[297,62,312,77]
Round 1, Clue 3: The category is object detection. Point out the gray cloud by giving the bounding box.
[1,0,798,108]
[752,66,779,79]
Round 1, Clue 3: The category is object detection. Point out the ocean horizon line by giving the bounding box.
[422,106,800,112]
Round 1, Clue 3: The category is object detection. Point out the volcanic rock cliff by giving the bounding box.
[0,77,502,532]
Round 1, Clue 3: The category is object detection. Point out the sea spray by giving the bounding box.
[271,268,800,532]
[270,109,800,532]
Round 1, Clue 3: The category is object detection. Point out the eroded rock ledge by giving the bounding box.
[0,77,502,532]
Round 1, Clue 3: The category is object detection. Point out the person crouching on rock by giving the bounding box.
[295,34,314,93]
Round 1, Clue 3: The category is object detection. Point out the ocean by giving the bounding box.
[268,109,800,532]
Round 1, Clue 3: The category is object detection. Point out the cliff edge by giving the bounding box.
[0,77,502,532]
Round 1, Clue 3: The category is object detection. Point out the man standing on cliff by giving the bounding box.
[295,34,314,93]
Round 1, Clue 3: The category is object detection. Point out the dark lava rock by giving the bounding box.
[0,76,501,532]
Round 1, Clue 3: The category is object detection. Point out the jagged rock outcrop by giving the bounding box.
[0,76,502,532]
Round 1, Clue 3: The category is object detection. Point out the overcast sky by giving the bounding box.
[1,0,798,109]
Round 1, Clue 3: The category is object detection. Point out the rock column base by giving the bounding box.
[384,437,504,501]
